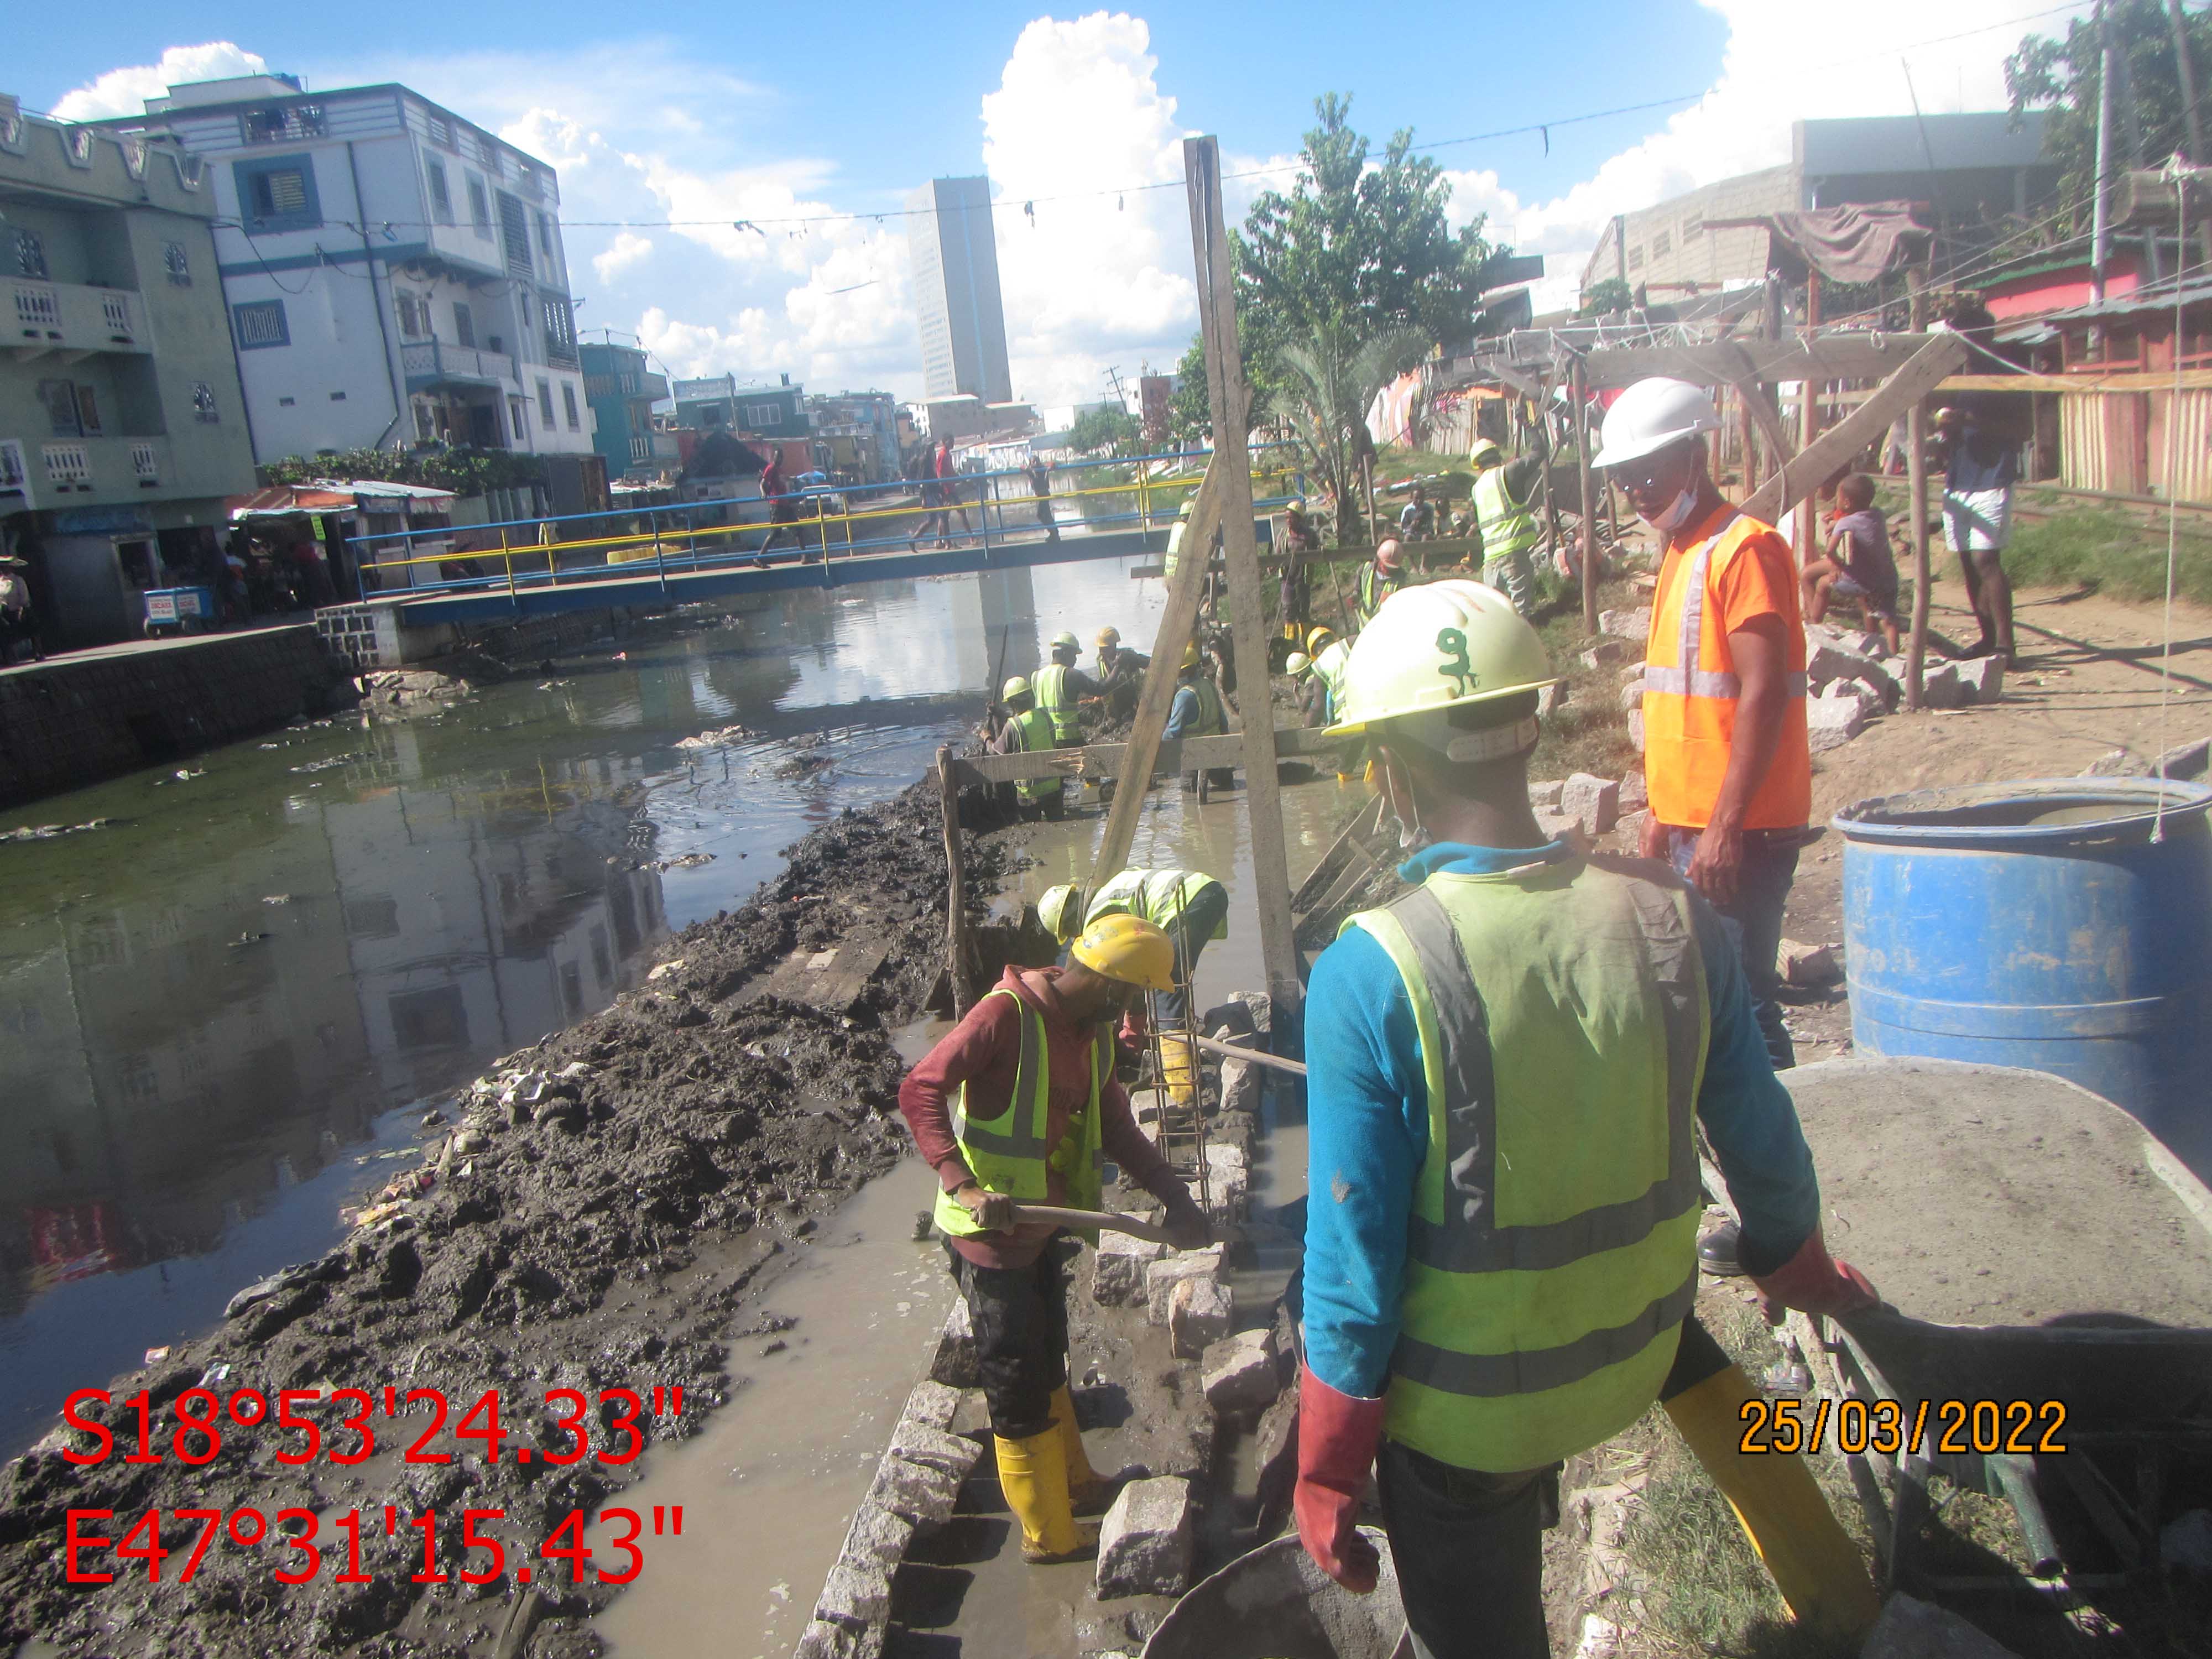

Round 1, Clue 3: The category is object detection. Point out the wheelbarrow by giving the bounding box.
[1141,1530,1411,1659]
[1705,1058,2212,1602]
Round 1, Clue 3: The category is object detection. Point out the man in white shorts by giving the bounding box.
[1936,403,2017,665]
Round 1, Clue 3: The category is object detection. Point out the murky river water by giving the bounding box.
[1,551,1363,1651]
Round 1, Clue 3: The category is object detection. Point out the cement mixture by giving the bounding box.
[0,782,1020,1657]
[1781,1058,2212,1327]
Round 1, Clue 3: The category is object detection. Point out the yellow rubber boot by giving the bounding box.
[1158,1034,1198,1108]
[1051,1385,1115,1516]
[994,1428,1098,1564]
[1664,1365,1882,1642]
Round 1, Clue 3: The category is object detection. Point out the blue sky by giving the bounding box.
[20,2,2090,408]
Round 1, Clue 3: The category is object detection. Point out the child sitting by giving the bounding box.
[1802,473,1901,654]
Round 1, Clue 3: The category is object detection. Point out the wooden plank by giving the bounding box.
[1741,333,1968,525]
[947,724,1337,786]
[1187,133,1302,1024]
[1089,455,1226,890]
[1905,273,1933,713]
[1290,793,1386,914]
[1582,332,1945,392]
[936,745,972,1016]
[1573,358,1598,632]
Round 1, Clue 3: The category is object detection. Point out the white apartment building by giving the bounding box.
[91,74,594,466]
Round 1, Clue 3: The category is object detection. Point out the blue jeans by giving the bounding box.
[1662,825,1800,1070]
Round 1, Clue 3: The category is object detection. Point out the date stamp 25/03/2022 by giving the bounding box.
[1739,1396,2068,1458]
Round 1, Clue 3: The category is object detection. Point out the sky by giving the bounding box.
[18,1,2096,413]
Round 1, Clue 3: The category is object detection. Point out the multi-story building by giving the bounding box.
[1580,113,2059,303]
[806,389,899,483]
[906,176,1013,406]
[579,337,672,482]
[1,92,258,644]
[88,73,596,467]
[672,373,806,443]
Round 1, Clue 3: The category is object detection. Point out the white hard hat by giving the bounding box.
[1324,580,1557,759]
[1591,377,1720,470]
[1285,651,1312,676]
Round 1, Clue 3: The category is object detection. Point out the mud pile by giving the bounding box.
[0,783,1015,1657]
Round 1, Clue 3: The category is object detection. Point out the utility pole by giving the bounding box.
[2167,0,2212,270]
[2091,0,2117,345]
[1103,365,1130,413]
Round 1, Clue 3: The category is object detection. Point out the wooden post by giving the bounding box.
[936,745,972,1016]
[1740,333,1965,525]
[1185,133,1302,1027]
[1091,457,1226,886]
[1573,359,1598,633]
[1904,272,1933,713]
[1796,271,1822,564]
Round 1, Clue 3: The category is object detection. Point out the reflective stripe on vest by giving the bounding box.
[933,988,1108,1238]
[1642,518,1810,701]
[1034,663,1081,745]
[1357,564,1400,624]
[1473,468,1541,562]
[1009,707,1063,801]
[1314,641,1352,721]
[1347,857,1709,1470]
[1089,868,1226,941]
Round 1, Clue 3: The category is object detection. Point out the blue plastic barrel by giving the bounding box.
[1835,778,2212,1162]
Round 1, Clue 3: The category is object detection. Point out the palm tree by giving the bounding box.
[1270,319,1425,546]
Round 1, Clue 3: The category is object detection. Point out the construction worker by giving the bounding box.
[899,915,1214,1564]
[1468,437,1544,618]
[1596,377,1811,1086]
[1038,867,1228,1032]
[1161,495,1196,585]
[1033,630,1102,747]
[1166,641,1228,794]
[1093,627,1149,720]
[1295,580,1882,1658]
[1354,539,1405,629]
[1280,496,1319,638]
[1286,651,1330,729]
[992,676,1066,822]
[1306,626,1353,723]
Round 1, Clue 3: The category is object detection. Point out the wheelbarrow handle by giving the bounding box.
[1008,1203,1173,1245]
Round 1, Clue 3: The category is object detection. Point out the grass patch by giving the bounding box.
[1995,500,2212,606]
[1530,573,1642,784]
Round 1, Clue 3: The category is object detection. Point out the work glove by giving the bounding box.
[1750,1225,1880,1324]
[1293,1366,1385,1594]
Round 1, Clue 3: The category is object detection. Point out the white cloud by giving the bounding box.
[592,231,655,284]
[1443,0,2095,311]
[50,42,273,120]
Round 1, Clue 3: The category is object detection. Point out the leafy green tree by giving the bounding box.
[1272,320,1425,546]
[1579,277,1635,317]
[263,446,548,495]
[2007,0,2212,234]
[1168,336,1214,446]
[1067,404,1142,457]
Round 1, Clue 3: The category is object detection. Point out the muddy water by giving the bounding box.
[0,559,1172,1459]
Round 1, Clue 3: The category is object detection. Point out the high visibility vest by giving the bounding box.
[1007,707,1063,802]
[1088,868,1228,943]
[1473,467,1541,565]
[1344,855,1710,1472]
[1313,640,1353,722]
[932,988,1108,1242]
[1033,663,1081,745]
[1642,508,1812,830]
[1163,521,1187,583]
[1356,562,1402,627]
[1181,675,1226,737]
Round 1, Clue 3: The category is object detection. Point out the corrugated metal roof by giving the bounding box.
[2013,275,2212,328]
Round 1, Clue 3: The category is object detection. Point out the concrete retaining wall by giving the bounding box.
[0,627,349,808]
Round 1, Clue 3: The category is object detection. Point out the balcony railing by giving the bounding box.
[626,433,678,463]
[28,435,178,502]
[6,279,148,357]
[401,340,518,390]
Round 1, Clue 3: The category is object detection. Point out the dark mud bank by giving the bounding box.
[0,781,1020,1657]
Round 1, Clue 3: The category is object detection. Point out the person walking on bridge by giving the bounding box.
[1354,539,1405,629]
[899,915,1213,1565]
[1033,631,1102,748]
[1293,580,1882,1658]
[1468,438,1543,617]
[1026,452,1060,544]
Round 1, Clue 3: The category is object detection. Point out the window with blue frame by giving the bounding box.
[234,299,290,349]
[233,156,322,233]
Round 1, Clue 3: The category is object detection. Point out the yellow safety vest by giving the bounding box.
[1356,562,1403,628]
[1163,521,1187,583]
[1313,640,1353,722]
[1088,868,1227,942]
[1007,707,1063,802]
[1473,467,1541,564]
[1033,663,1081,746]
[932,988,1108,1241]
[1181,675,1226,737]
[1344,855,1710,1472]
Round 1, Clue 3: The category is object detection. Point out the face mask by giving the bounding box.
[1646,486,1699,532]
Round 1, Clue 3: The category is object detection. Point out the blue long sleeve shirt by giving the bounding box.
[1302,839,1822,1400]
[1165,684,1202,738]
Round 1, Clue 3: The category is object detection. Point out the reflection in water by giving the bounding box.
[0,561,1166,1457]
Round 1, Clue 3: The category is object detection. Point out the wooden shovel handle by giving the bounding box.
[1008,1203,1173,1244]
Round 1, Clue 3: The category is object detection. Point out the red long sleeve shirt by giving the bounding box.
[899,966,1182,1267]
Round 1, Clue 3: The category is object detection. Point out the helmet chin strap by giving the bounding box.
[1441,714,1542,765]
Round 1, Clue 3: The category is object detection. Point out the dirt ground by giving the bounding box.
[1783,583,2212,1061]
[0,783,1025,1658]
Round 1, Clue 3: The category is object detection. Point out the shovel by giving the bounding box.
[1008,1203,1173,1244]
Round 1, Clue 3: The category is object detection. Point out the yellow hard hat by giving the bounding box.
[1095,626,1121,650]
[1469,439,1503,467]
[1038,883,1084,942]
[1181,641,1203,670]
[1286,651,1312,677]
[1306,625,1336,654]
[1070,912,1175,993]
[1001,675,1032,701]
[1324,580,1558,750]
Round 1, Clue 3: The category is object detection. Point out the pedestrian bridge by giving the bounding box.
[340,451,1297,629]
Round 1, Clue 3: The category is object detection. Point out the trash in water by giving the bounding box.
[144,1347,170,1365]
